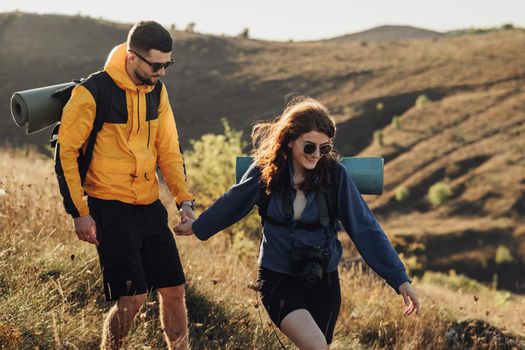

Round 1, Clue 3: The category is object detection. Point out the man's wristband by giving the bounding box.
[180,200,195,210]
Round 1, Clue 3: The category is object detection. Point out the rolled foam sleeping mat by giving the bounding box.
[10,81,76,134]
[235,155,384,195]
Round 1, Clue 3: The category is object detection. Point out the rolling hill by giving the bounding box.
[0,12,524,292]
[326,24,444,43]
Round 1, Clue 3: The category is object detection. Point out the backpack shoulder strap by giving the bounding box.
[317,190,330,228]
[326,159,341,229]
[258,181,270,225]
[77,70,112,185]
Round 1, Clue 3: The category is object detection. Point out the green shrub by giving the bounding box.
[450,128,468,144]
[494,245,514,264]
[421,270,487,293]
[391,116,401,129]
[415,94,429,108]
[184,120,261,242]
[427,182,454,207]
[495,291,512,305]
[373,130,383,146]
[394,185,409,202]
[185,119,245,208]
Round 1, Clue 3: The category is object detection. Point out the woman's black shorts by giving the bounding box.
[257,266,341,344]
[88,197,186,301]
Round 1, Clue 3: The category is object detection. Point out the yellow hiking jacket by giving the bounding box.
[56,43,193,217]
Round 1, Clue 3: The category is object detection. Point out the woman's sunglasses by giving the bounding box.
[129,49,174,72]
[303,143,332,155]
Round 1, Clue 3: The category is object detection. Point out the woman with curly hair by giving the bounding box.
[176,97,419,349]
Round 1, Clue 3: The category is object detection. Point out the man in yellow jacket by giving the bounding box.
[55,21,193,349]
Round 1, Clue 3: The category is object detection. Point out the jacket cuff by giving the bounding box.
[175,193,195,206]
[69,206,89,218]
[386,269,411,294]
[192,220,211,241]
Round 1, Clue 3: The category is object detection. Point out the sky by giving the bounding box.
[1,0,524,41]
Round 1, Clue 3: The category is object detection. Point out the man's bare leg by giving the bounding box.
[158,285,189,350]
[101,293,147,350]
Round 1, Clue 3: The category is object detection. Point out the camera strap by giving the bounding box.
[317,191,333,287]
[316,190,330,246]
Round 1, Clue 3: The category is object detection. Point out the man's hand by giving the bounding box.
[180,205,195,222]
[399,282,420,316]
[74,215,99,246]
[174,219,195,236]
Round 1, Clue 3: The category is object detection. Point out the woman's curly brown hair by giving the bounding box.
[251,97,339,195]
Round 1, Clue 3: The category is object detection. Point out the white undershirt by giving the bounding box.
[293,190,307,221]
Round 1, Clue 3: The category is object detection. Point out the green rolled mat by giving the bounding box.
[235,156,384,195]
[10,81,75,134]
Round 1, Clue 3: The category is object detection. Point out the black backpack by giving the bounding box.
[258,160,341,231]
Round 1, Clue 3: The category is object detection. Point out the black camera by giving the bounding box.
[292,246,330,287]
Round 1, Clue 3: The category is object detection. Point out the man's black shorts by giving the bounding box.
[88,197,185,301]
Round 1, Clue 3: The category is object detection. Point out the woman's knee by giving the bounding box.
[280,309,328,350]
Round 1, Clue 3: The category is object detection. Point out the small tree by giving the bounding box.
[239,28,250,39]
[185,22,196,33]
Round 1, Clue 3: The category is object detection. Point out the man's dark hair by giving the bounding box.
[127,21,173,53]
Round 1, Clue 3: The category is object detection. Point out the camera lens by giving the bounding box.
[303,261,323,287]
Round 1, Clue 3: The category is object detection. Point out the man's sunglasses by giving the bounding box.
[129,49,174,72]
[303,143,332,155]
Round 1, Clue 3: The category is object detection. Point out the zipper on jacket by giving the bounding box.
[136,88,140,133]
[147,119,151,149]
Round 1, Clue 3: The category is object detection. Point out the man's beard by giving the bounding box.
[135,69,157,86]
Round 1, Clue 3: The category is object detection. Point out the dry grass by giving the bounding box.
[1,146,525,349]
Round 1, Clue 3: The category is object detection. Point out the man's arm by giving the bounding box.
[55,85,97,217]
[55,85,99,244]
[155,85,194,207]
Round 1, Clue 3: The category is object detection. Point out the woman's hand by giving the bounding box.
[399,282,420,316]
[174,219,195,236]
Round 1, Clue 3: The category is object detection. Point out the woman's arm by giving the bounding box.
[336,163,411,293]
[188,163,262,241]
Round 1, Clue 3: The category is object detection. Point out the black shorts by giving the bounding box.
[257,267,341,344]
[88,197,186,301]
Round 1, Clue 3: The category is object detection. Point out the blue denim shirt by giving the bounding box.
[192,161,410,293]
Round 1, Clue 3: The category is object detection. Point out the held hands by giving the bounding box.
[74,215,99,246]
[174,219,195,236]
[399,282,420,316]
[180,205,196,221]
[174,205,195,236]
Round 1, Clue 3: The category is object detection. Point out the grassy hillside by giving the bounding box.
[0,146,524,349]
[0,10,524,313]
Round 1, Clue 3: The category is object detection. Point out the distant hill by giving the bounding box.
[326,25,444,43]
[1,12,524,292]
